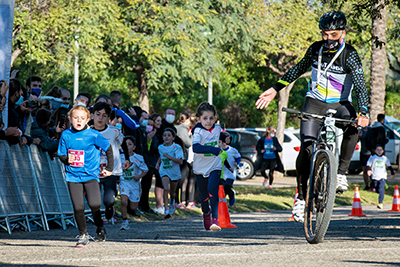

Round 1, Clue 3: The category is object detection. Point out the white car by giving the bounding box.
[234,127,301,175]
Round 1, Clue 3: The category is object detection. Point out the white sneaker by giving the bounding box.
[153,207,164,215]
[336,174,348,192]
[120,220,129,230]
[292,199,305,223]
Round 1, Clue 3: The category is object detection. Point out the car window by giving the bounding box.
[241,133,257,146]
[384,127,398,140]
[228,132,239,144]
[284,134,291,143]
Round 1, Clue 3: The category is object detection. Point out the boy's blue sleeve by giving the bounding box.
[192,143,221,155]
[95,132,111,152]
[235,156,241,164]
[57,132,68,156]
[113,108,140,130]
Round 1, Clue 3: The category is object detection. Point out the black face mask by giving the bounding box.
[323,39,340,52]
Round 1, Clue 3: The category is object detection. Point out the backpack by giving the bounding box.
[365,126,386,151]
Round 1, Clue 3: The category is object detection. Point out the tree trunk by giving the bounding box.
[11,48,23,68]
[136,70,149,112]
[369,1,387,124]
[275,83,294,179]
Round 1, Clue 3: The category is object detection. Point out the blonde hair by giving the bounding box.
[68,105,90,118]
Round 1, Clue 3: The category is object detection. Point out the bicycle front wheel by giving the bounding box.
[304,149,337,244]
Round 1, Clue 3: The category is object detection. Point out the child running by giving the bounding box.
[91,102,127,223]
[366,145,395,209]
[219,132,241,206]
[156,128,184,218]
[192,102,228,231]
[58,105,114,247]
[119,136,148,230]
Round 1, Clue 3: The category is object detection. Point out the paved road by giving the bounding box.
[1,204,400,267]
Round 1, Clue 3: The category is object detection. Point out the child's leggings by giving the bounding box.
[195,170,221,219]
[68,179,104,235]
[373,179,386,203]
[99,175,118,219]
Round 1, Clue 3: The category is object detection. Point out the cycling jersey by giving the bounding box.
[272,40,369,112]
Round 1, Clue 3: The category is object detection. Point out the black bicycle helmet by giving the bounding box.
[319,11,346,30]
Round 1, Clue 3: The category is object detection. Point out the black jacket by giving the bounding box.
[255,136,284,173]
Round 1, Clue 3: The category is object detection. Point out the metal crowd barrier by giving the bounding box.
[0,140,113,234]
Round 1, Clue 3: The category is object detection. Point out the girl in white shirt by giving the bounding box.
[156,128,184,218]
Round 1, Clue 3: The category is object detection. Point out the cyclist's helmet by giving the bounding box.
[319,11,346,30]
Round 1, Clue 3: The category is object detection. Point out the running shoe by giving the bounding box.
[336,174,348,193]
[229,189,236,207]
[210,218,221,231]
[120,220,129,230]
[96,226,106,242]
[377,203,383,209]
[153,207,164,215]
[292,199,305,223]
[262,179,268,187]
[203,213,211,230]
[164,207,171,219]
[169,201,176,215]
[268,185,273,189]
[76,233,90,248]
[187,202,199,209]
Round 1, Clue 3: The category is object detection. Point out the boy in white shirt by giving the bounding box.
[219,132,241,206]
[366,145,395,209]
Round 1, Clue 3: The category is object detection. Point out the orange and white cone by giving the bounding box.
[388,185,400,212]
[349,186,366,217]
[288,188,299,221]
[218,185,237,228]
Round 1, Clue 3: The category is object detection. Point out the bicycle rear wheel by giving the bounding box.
[304,149,337,244]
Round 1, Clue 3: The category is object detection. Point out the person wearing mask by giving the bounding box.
[160,108,177,134]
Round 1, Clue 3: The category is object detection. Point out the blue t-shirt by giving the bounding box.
[263,137,276,159]
[58,127,110,183]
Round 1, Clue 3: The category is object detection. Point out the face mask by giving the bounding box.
[140,119,148,127]
[166,114,175,124]
[146,125,153,132]
[116,123,122,130]
[61,104,69,109]
[15,96,24,106]
[32,88,42,97]
[270,133,275,138]
[323,38,340,51]
[77,101,86,107]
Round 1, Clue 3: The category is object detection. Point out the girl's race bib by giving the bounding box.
[68,150,84,167]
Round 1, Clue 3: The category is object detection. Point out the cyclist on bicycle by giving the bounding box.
[256,11,369,222]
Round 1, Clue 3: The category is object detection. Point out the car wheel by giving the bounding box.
[237,158,254,180]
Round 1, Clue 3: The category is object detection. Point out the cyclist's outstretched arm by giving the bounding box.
[256,45,313,109]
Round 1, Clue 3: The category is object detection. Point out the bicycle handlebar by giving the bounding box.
[282,107,357,124]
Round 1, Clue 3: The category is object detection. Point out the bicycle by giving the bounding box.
[282,107,357,244]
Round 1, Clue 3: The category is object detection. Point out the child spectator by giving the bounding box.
[192,102,228,231]
[91,102,127,222]
[120,136,148,230]
[156,128,184,218]
[219,132,241,206]
[58,105,114,247]
[367,145,395,209]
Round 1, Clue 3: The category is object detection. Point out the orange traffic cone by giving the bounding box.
[288,188,299,221]
[218,185,237,228]
[388,185,400,212]
[349,186,366,217]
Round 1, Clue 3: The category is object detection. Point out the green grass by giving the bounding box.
[113,182,400,220]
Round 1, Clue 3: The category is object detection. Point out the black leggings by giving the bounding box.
[296,98,358,200]
[176,161,196,203]
[260,158,277,185]
[139,167,162,211]
[99,175,118,220]
[68,179,103,235]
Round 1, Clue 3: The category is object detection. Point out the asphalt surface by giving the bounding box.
[2,174,400,267]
